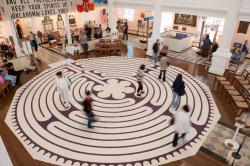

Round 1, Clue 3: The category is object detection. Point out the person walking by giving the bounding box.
[123,22,128,40]
[99,24,103,38]
[55,71,71,108]
[136,64,145,96]
[79,31,89,55]
[85,24,92,40]
[159,54,169,82]
[171,105,191,147]
[171,74,185,108]
[242,40,249,57]
[82,91,94,128]
[30,32,38,52]
[152,39,160,63]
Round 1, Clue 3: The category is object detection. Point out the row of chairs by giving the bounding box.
[213,69,250,115]
[95,39,122,56]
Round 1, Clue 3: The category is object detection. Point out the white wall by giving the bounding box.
[115,8,152,32]
[114,0,250,20]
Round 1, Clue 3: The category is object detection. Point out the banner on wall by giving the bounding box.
[3,0,73,19]
[0,2,7,21]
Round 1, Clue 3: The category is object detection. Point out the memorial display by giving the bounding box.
[174,14,197,26]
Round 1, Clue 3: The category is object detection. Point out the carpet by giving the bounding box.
[5,57,220,166]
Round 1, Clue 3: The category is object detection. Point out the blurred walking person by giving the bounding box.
[79,31,89,56]
[82,91,95,128]
[171,105,191,147]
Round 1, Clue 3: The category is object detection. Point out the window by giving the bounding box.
[122,8,134,21]
[161,12,174,33]
[238,21,249,34]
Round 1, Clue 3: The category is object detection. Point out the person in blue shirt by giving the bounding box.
[197,35,212,57]
[48,33,55,41]
[242,40,249,56]
[203,35,212,46]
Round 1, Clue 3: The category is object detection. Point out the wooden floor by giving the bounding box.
[0,45,234,166]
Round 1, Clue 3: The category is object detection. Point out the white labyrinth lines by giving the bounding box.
[5,57,220,166]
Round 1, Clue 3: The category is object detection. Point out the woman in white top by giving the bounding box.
[55,71,71,108]
[172,105,191,147]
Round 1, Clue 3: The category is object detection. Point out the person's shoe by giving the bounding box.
[141,91,145,94]
[163,79,166,82]
[137,93,141,96]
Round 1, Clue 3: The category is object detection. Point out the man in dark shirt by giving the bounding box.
[123,22,128,40]
[153,39,160,64]
[82,91,94,128]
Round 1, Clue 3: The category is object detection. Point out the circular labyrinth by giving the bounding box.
[6,57,220,166]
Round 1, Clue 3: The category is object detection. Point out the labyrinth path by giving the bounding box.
[5,57,220,166]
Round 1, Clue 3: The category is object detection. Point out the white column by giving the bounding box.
[9,20,22,57]
[108,0,118,41]
[65,13,73,45]
[209,0,243,75]
[146,0,163,56]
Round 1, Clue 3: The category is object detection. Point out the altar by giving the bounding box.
[162,31,195,52]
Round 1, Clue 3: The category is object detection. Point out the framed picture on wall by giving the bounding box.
[174,14,197,26]
[57,21,64,29]
[57,14,64,29]
[42,16,54,32]
[44,24,53,32]
[68,13,76,27]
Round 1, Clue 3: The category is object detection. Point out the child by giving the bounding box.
[137,64,146,96]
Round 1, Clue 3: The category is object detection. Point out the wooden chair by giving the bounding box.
[99,39,106,43]
[100,46,108,56]
[213,69,234,91]
[235,69,249,80]
[245,73,250,84]
[113,39,122,45]
[223,73,240,97]
[114,43,121,56]
[108,44,115,56]
[105,39,111,43]
[95,45,101,56]
[229,79,249,115]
